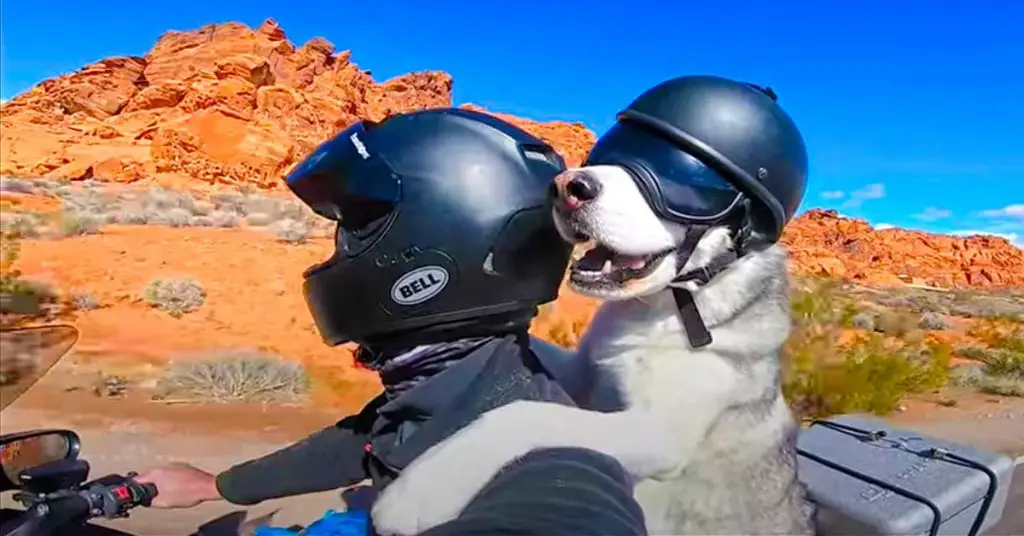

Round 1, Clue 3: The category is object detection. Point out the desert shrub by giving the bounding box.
[957,335,1023,382]
[0,213,43,239]
[189,216,214,227]
[210,192,248,215]
[31,179,67,192]
[157,207,193,228]
[0,178,34,194]
[144,187,188,211]
[790,279,860,327]
[976,377,1024,397]
[969,318,1024,353]
[114,207,149,225]
[70,291,99,311]
[783,330,950,419]
[142,277,206,318]
[272,218,310,244]
[208,210,238,228]
[876,288,1024,321]
[0,231,25,296]
[950,360,1024,398]
[191,200,215,216]
[61,187,116,214]
[278,201,311,221]
[245,212,275,227]
[977,349,1024,379]
[242,196,283,217]
[0,231,59,316]
[873,310,920,337]
[56,211,103,237]
[154,351,308,402]
[919,312,951,331]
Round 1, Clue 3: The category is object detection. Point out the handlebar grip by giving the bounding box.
[137,482,159,504]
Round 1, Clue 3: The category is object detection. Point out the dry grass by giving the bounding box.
[154,350,309,403]
[951,318,1024,397]
[0,229,60,318]
[142,277,206,318]
[782,279,951,418]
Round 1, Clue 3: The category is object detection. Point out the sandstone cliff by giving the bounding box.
[0,19,593,189]
[1,20,1020,289]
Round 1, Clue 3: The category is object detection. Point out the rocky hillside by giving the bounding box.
[782,210,1023,288]
[1,20,1021,289]
[0,19,594,189]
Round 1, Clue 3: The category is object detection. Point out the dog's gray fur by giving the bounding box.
[372,165,814,535]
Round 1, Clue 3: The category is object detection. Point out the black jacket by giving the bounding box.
[213,334,645,535]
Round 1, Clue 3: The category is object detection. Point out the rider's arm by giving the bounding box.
[214,397,382,505]
[416,447,648,536]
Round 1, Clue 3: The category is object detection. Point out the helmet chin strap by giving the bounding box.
[666,222,744,349]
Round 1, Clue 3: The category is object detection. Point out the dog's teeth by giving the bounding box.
[601,260,613,273]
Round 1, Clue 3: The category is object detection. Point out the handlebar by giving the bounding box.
[14,472,158,526]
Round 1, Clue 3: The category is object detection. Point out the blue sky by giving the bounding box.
[2,1,1022,245]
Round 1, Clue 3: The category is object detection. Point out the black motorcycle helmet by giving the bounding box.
[585,76,808,349]
[586,75,809,249]
[286,108,572,348]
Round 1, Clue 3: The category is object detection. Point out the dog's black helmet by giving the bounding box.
[287,108,572,347]
[587,75,809,245]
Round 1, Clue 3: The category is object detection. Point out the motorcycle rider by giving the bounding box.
[137,108,648,534]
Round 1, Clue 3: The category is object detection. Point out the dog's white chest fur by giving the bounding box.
[578,279,812,535]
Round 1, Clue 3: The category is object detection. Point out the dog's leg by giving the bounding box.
[371,401,678,535]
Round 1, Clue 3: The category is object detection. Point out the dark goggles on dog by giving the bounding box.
[586,119,743,223]
[286,121,400,233]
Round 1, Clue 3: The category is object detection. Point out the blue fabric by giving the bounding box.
[253,509,370,536]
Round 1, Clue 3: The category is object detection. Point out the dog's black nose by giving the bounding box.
[566,174,601,202]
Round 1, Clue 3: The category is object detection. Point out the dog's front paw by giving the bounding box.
[372,407,537,535]
[371,446,484,535]
[593,411,683,481]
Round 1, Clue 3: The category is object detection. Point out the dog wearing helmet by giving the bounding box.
[373,76,816,536]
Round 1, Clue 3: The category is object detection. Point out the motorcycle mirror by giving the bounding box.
[0,324,79,411]
[0,429,82,490]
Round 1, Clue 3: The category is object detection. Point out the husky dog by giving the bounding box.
[372,76,814,535]
[372,165,814,535]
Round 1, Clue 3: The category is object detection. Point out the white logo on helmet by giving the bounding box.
[390,266,450,305]
[350,133,371,160]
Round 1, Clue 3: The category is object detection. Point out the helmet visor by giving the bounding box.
[286,121,401,230]
[587,122,741,221]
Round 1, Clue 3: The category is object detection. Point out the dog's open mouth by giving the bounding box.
[570,241,673,284]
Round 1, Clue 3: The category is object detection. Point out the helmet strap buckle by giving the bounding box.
[667,212,748,349]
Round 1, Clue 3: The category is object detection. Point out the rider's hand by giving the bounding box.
[135,462,222,508]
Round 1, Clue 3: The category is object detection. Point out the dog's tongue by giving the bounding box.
[616,253,648,270]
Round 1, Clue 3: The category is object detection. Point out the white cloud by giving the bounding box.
[980,204,1024,222]
[874,223,896,230]
[841,183,886,208]
[913,206,952,222]
[820,190,845,200]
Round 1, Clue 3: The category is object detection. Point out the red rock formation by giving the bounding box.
[782,210,1024,288]
[1,21,1020,289]
[0,20,449,188]
[0,19,597,188]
